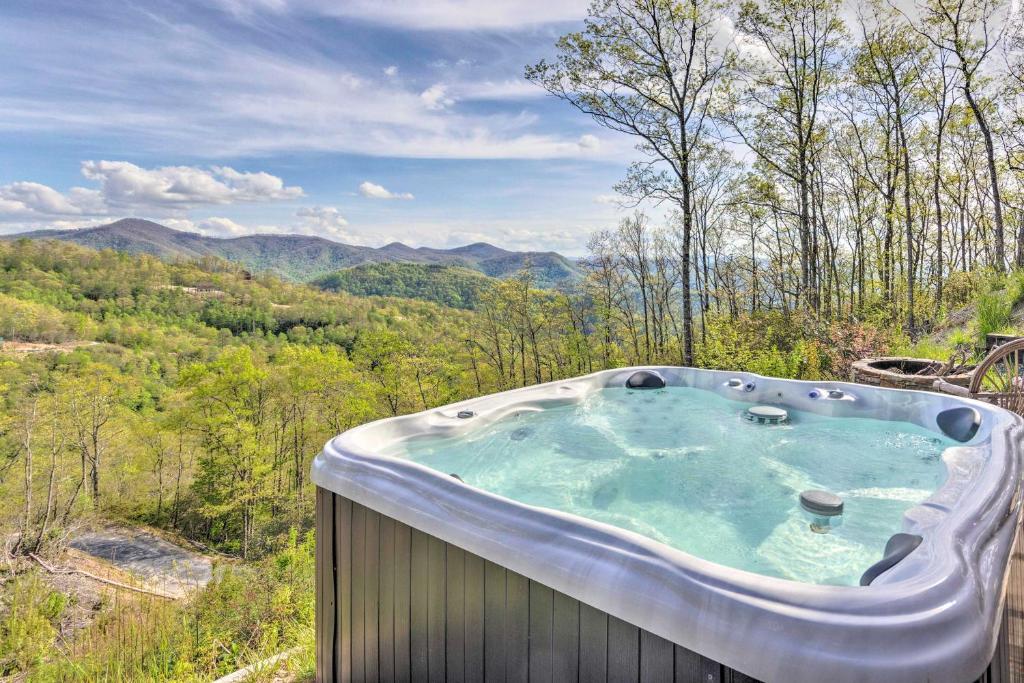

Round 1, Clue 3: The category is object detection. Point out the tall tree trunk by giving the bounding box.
[962,83,1006,270]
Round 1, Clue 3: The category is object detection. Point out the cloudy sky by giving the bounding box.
[0,0,644,254]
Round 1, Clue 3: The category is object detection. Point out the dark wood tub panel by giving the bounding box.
[315,487,1015,683]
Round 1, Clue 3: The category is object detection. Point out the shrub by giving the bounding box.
[942,271,980,312]
[30,530,315,682]
[0,572,67,675]
[975,289,1013,345]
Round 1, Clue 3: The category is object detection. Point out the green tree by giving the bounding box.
[57,364,133,511]
[179,347,272,559]
[528,0,729,365]
[729,0,846,311]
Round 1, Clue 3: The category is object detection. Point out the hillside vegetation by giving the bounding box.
[313,262,494,309]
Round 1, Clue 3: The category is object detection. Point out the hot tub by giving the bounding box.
[311,367,1024,682]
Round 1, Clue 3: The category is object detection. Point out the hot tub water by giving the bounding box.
[389,386,954,586]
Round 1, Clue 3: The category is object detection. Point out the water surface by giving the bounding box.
[389,387,952,585]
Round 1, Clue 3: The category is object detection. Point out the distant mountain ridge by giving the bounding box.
[7,218,581,286]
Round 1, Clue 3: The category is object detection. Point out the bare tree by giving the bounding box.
[528,0,729,365]
[916,0,1011,268]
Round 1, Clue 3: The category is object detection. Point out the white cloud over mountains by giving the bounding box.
[0,182,100,217]
[358,182,414,201]
[295,206,358,240]
[0,161,303,223]
[196,216,251,237]
[81,161,303,207]
[172,206,361,243]
[0,1,635,251]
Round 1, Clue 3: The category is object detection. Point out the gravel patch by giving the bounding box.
[69,527,213,598]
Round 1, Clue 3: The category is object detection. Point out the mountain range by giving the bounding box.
[6,218,581,286]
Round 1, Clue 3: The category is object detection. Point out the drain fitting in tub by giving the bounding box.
[456,410,475,419]
[744,405,788,425]
[626,370,666,389]
[800,489,844,534]
[800,490,843,516]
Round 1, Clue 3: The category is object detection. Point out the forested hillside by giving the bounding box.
[313,262,494,308]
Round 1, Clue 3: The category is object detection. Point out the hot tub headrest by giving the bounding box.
[626,370,666,390]
[936,406,981,443]
[859,533,923,586]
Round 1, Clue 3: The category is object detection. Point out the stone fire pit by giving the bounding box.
[850,357,975,392]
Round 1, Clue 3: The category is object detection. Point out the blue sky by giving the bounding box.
[0,0,643,254]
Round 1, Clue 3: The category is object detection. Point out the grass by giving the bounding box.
[972,269,1024,346]
[975,288,1014,345]
[2,530,315,682]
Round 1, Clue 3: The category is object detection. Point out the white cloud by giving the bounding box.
[593,193,624,205]
[0,0,634,162]
[0,161,304,226]
[296,205,348,227]
[197,216,251,237]
[420,84,454,110]
[578,134,600,151]
[185,207,360,243]
[358,181,414,200]
[278,0,590,30]
[383,65,398,77]
[80,161,303,207]
[0,181,90,216]
[457,79,545,101]
[294,205,359,241]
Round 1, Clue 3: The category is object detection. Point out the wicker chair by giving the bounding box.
[933,337,1024,415]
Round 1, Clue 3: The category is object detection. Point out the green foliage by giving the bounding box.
[314,262,494,309]
[942,271,981,312]
[0,573,67,675]
[24,532,315,682]
[0,293,95,344]
[0,224,1002,680]
[891,337,956,361]
[697,313,820,379]
[976,289,1014,344]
